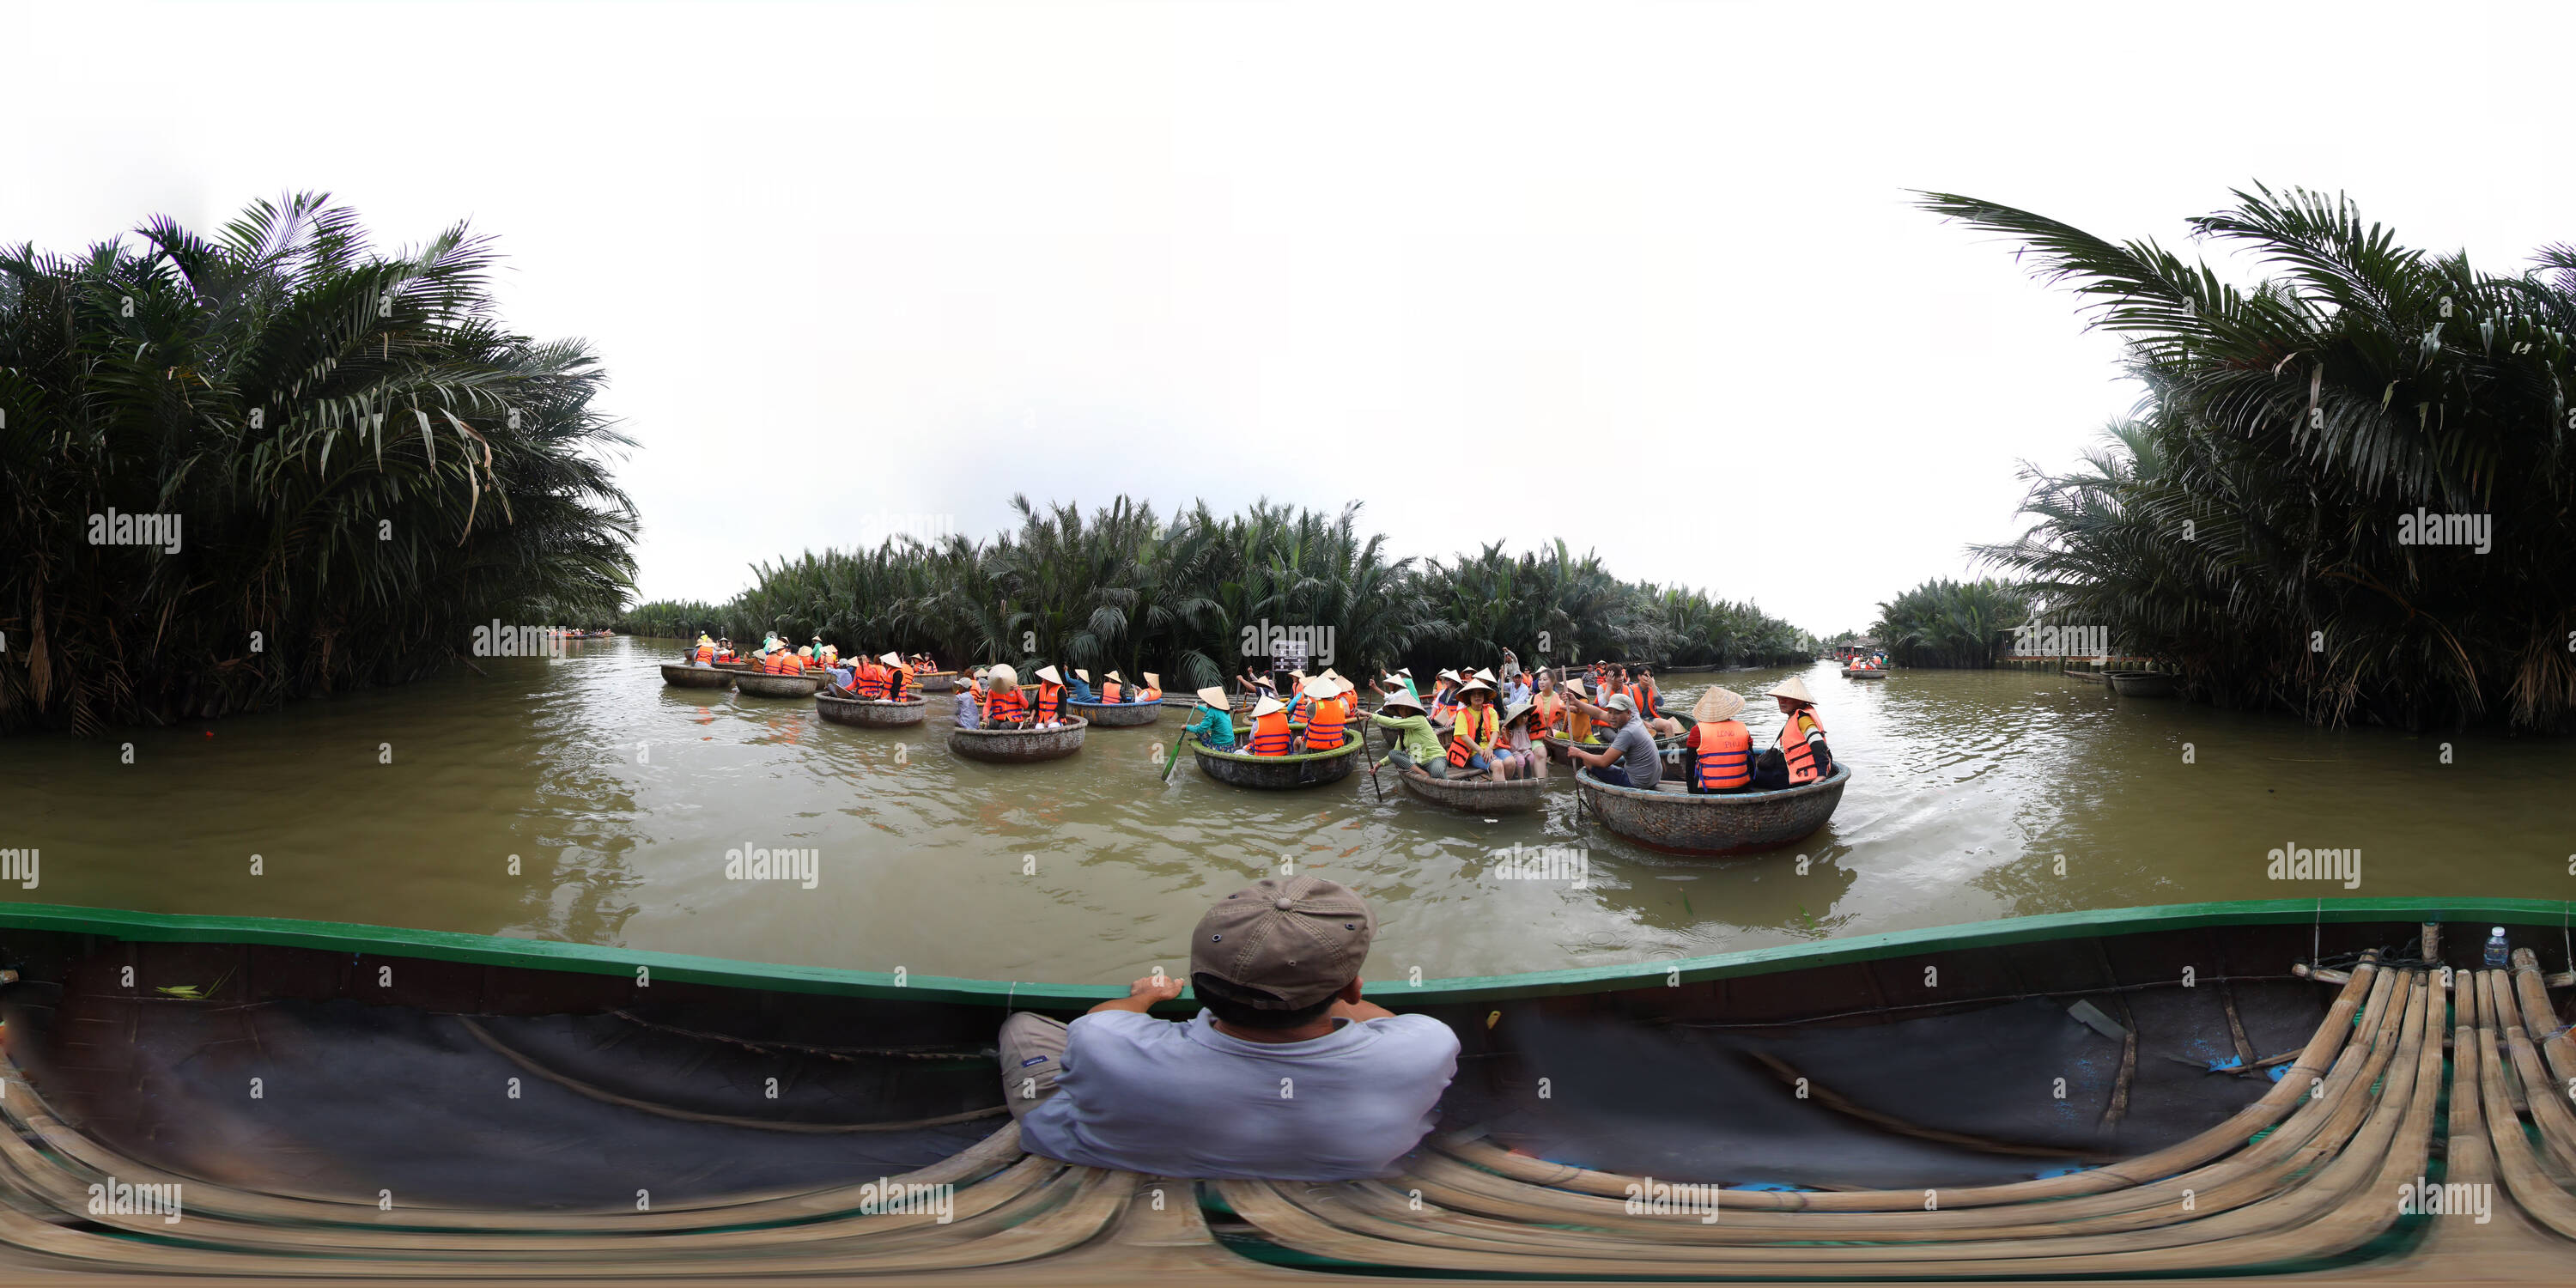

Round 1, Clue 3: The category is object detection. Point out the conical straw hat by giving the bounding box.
[1379,690,1425,714]
[1770,675,1815,704]
[1107,671,1124,683]
[879,652,902,665]
[1692,685,1747,722]
[988,664,1018,689]
[1252,696,1285,717]
[1034,665,1063,684]
[1074,669,1091,682]
[1145,672,1160,689]
[1195,685,1229,708]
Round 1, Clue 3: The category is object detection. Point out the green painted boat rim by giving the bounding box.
[0,897,2562,1012]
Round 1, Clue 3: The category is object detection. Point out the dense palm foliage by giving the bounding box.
[1,196,635,734]
[619,498,1814,683]
[1869,579,2033,667]
[1930,186,2576,731]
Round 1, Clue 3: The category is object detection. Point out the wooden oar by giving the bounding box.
[1362,722,1384,803]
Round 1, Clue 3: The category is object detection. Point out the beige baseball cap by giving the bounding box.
[1189,875,1376,1010]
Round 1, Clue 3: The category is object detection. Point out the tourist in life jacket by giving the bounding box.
[1444,679,1502,779]
[1557,677,1596,745]
[1492,700,1542,780]
[1029,665,1069,728]
[876,653,913,701]
[1138,671,1163,702]
[692,634,717,665]
[983,664,1030,725]
[1368,690,1443,777]
[1182,685,1237,751]
[1635,666,1686,737]
[1298,676,1350,753]
[1246,695,1296,756]
[1528,671,1565,753]
[847,653,884,698]
[1425,671,1462,722]
[762,646,794,675]
[1282,671,1317,725]
[1681,686,1756,795]
[1758,675,1832,787]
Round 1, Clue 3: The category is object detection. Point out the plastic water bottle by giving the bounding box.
[2484,927,2509,969]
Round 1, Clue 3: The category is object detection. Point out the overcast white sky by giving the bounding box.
[7,1,2564,634]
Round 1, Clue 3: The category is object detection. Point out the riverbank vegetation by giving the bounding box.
[0,196,635,734]
[1869,579,2033,668]
[619,496,1814,684]
[1929,186,2576,731]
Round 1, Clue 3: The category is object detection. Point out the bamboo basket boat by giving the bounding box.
[948,717,1087,763]
[0,897,2561,1279]
[2108,670,2178,698]
[912,671,960,693]
[1575,763,1850,855]
[1842,665,1888,678]
[2063,668,2108,684]
[1186,727,1363,789]
[659,663,733,690]
[1398,765,1546,813]
[733,671,826,698]
[815,694,928,727]
[1066,699,1162,727]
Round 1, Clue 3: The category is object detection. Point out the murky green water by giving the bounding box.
[3,640,2569,985]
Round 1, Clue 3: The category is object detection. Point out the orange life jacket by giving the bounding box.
[1287,693,1314,724]
[1446,704,1498,767]
[1249,711,1294,756]
[886,665,911,701]
[762,651,790,674]
[1303,697,1348,751]
[1777,706,1826,784]
[1634,682,1658,717]
[694,644,714,664]
[1103,681,1121,702]
[854,663,889,700]
[1692,720,1754,791]
[1428,686,1459,719]
[1033,682,1065,724]
[1140,686,1162,702]
[985,686,1028,723]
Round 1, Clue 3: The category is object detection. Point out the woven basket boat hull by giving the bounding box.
[1066,700,1161,727]
[1399,766,1546,813]
[1841,667,1886,678]
[947,718,1088,763]
[1575,764,1849,856]
[913,671,960,693]
[659,664,732,689]
[815,695,928,726]
[2107,671,2177,698]
[734,671,825,698]
[1188,732,1362,789]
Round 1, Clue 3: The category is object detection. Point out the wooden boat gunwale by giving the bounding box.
[2,896,2560,1009]
[1397,764,1546,813]
[946,715,1089,764]
[814,692,930,726]
[1063,698,1162,727]
[659,663,733,689]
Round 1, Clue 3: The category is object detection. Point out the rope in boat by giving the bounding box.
[458,1016,1007,1133]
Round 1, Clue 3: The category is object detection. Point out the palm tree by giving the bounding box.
[1927,185,2576,728]
[3,194,635,733]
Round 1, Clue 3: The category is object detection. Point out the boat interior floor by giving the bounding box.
[0,945,2567,1279]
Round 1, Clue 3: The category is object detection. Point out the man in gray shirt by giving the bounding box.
[995,876,1460,1181]
[1561,693,1663,788]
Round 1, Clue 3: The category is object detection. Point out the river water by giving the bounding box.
[3,640,2568,986]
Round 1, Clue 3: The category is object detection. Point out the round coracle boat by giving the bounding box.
[1842,666,1887,678]
[1187,727,1363,790]
[948,717,1088,763]
[912,671,961,694]
[2108,671,2178,698]
[1574,763,1850,856]
[1066,699,1162,727]
[1398,765,1546,814]
[659,663,732,690]
[815,693,928,727]
[733,671,826,698]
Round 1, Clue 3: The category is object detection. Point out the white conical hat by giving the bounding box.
[1473,668,1497,683]
[1107,671,1124,683]
[1145,672,1160,688]
[988,663,1018,688]
[1692,686,1747,722]
[1252,696,1285,717]
[1074,669,1091,682]
[1034,665,1063,684]
[1771,675,1816,704]
[879,652,902,665]
[1194,686,1228,707]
